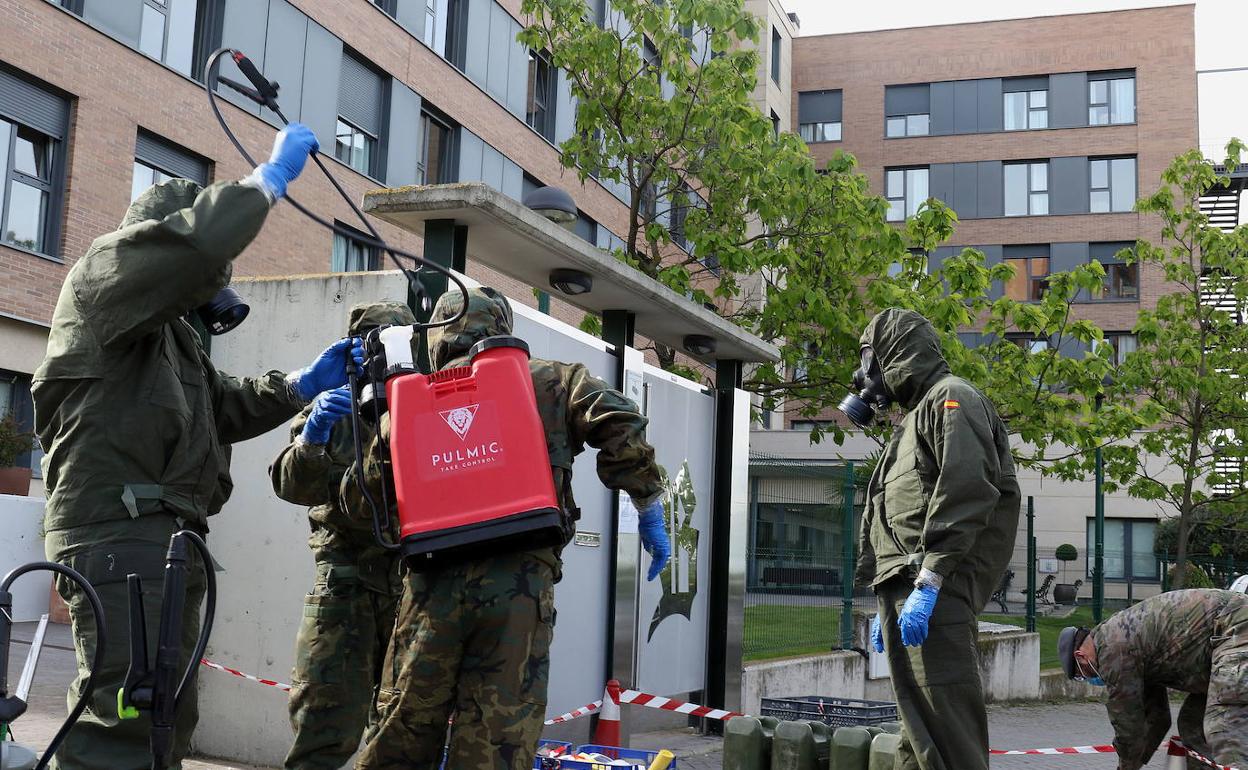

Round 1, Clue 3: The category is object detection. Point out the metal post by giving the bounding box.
[706,358,744,734]
[415,219,468,371]
[537,290,551,314]
[1026,496,1036,633]
[1093,392,1105,624]
[840,462,856,650]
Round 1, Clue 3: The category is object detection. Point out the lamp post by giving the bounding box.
[1093,373,1113,623]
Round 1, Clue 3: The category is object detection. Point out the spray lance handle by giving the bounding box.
[117,574,151,721]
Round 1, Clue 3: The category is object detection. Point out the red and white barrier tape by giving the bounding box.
[1167,738,1241,770]
[990,745,1115,756]
[545,689,743,725]
[200,658,292,692]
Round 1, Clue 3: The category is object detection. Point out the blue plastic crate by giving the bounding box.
[550,744,676,769]
[533,739,576,768]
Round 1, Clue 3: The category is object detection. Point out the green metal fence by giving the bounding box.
[745,457,871,661]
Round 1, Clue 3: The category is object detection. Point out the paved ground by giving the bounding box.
[8,621,1183,770]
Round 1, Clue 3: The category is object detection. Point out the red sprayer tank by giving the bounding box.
[384,335,564,569]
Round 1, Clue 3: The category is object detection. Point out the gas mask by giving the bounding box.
[195,286,250,335]
[837,346,891,428]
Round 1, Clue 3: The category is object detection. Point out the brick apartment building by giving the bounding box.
[751,5,1200,602]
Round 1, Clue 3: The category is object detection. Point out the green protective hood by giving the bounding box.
[426,286,514,371]
[347,300,417,336]
[859,308,951,410]
[119,178,203,230]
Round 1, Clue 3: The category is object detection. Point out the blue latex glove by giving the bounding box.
[637,500,671,582]
[898,584,940,647]
[300,387,353,445]
[870,614,884,653]
[290,337,364,402]
[255,122,319,199]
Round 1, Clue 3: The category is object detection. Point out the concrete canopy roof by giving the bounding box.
[362,182,781,365]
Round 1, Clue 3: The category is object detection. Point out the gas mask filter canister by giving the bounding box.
[837,346,891,428]
[195,286,250,335]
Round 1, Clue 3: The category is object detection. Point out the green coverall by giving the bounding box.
[269,302,415,770]
[32,179,305,770]
[346,287,664,770]
[855,309,1021,770]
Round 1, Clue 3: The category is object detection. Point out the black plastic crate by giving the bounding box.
[760,696,897,727]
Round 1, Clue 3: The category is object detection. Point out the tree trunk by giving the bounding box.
[1174,503,1192,590]
[656,342,677,371]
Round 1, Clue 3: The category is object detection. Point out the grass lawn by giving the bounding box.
[743,604,842,661]
[980,606,1098,670]
[744,602,1102,667]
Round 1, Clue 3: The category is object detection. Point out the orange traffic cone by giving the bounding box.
[592,679,622,748]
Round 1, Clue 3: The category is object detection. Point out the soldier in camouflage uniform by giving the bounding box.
[345,287,669,770]
[1058,588,1248,770]
[270,302,416,769]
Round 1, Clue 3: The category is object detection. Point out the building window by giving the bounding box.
[1004,162,1049,217]
[0,370,39,477]
[334,120,375,176]
[790,420,835,431]
[798,90,842,144]
[0,120,59,255]
[885,167,928,222]
[642,36,660,74]
[336,51,385,178]
[770,27,782,84]
[419,107,457,185]
[138,0,169,60]
[526,50,557,142]
[575,211,598,244]
[371,0,397,16]
[670,185,689,250]
[1093,332,1137,366]
[1090,242,1139,300]
[1089,75,1135,125]
[1004,89,1048,130]
[1004,253,1050,301]
[770,110,780,137]
[1090,157,1136,213]
[1007,333,1050,354]
[331,223,380,272]
[131,130,209,202]
[1087,518,1157,581]
[886,113,929,138]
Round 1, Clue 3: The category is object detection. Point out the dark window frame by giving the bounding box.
[1004,160,1049,217]
[1094,331,1137,366]
[418,104,459,185]
[334,117,379,177]
[371,0,398,16]
[770,27,782,84]
[1088,74,1136,126]
[0,118,59,258]
[1003,88,1048,130]
[1086,517,1159,582]
[1090,156,1137,213]
[799,121,841,143]
[885,166,929,222]
[331,221,380,272]
[1003,250,1051,302]
[526,48,558,142]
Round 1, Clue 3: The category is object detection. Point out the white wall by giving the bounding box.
[0,494,51,621]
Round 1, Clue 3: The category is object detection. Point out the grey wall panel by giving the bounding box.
[486,4,512,104]
[262,0,307,127]
[218,0,271,116]
[884,84,929,115]
[958,332,982,349]
[1050,155,1089,215]
[501,158,523,201]
[929,81,955,136]
[385,82,422,187]
[554,69,576,145]
[166,0,198,76]
[481,143,504,191]
[953,80,979,134]
[928,163,955,210]
[464,0,491,84]
[300,21,343,151]
[977,161,1003,218]
[929,245,957,276]
[977,78,1003,133]
[83,0,142,49]
[979,244,1004,299]
[394,0,426,40]
[458,130,485,182]
[1049,72,1088,129]
[507,30,529,120]
[1051,241,1089,301]
[953,162,979,220]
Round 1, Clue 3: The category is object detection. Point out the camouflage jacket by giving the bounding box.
[855,309,1020,612]
[1095,588,1248,769]
[341,287,663,573]
[33,180,303,533]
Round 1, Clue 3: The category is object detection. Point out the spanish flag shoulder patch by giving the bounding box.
[943,399,960,409]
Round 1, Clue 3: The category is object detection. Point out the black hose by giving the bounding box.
[350,369,400,552]
[1,563,106,770]
[172,531,216,707]
[202,48,469,327]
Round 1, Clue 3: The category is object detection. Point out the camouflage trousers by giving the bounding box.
[1175,602,1248,770]
[285,552,401,770]
[45,517,206,770]
[354,551,556,770]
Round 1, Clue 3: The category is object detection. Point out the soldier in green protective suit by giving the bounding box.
[347,286,670,770]
[1058,589,1248,770]
[270,301,416,770]
[31,124,363,770]
[849,309,1021,770]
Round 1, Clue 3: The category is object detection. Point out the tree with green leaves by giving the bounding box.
[1083,142,1248,589]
